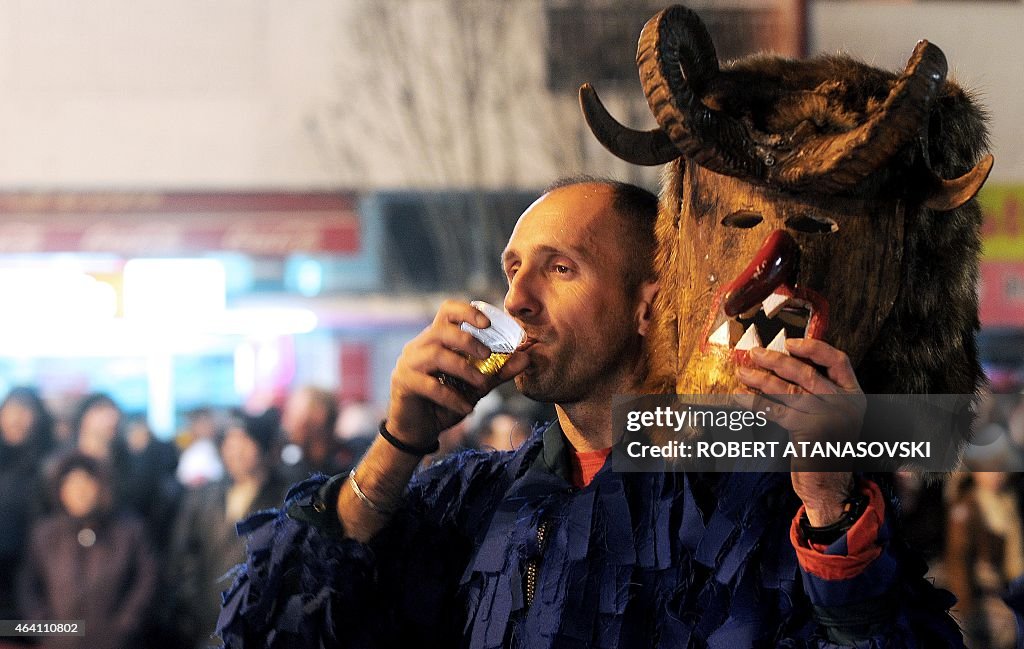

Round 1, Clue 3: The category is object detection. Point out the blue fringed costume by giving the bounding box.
[217,423,964,648]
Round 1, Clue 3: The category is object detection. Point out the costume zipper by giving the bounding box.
[524,521,549,608]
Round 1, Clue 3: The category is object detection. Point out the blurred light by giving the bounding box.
[147,353,175,437]
[210,307,318,336]
[281,444,303,466]
[215,253,255,296]
[295,259,324,297]
[258,343,282,378]
[123,258,226,322]
[0,320,202,357]
[0,268,118,323]
[234,343,257,395]
[0,260,318,358]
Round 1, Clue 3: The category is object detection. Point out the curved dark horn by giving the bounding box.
[636,6,767,178]
[923,154,994,211]
[777,40,949,190]
[578,83,680,166]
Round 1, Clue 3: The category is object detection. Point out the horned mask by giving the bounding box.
[582,5,992,402]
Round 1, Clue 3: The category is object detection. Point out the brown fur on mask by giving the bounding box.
[582,6,992,460]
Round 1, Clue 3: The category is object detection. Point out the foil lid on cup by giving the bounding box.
[461,301,525,354]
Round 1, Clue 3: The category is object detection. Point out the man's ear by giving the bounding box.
[635,281,659,337]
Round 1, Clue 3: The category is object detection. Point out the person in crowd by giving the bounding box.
[945,436,1024,649]
[60,394,142,523]
[125,415,177,470]
[418,418,473,467]
[279,385,345,480]
[474,411,531,452]
[18,452,157,649]
[0,387,54,635]
[170,408,289,649]
[176,407,225,488]
[121,415,181,551]
[219,179,966,647]
[70,393,125,464]
[334,400,379,474]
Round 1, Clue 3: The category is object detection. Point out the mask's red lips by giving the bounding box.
[701,230,829,362]
[722,230,800,317]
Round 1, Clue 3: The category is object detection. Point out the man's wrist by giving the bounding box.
[345,455,409,509]
[790,479,887,581]
[348,470,397,516]
[802,499,847,527]
[336,448,416,542]
[800,489,870,546]
[379,420,440,456]
[795,473,856,526]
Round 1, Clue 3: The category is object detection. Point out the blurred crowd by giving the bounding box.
[3,383,1024,648]
[0,384,544,649]
[884,387,1024,649]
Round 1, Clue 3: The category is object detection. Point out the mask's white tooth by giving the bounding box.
[767,329,789,354]
[735,324,763,351]
[761,292,789,319]
[708,319,744,347]
[708,321,730,347]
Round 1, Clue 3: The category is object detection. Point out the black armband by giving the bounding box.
[379,420,440,457]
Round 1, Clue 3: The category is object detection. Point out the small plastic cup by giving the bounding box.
[460,301,525,376]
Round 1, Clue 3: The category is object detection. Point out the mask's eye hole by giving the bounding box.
[785,214,838,234]
[721,211,763,229]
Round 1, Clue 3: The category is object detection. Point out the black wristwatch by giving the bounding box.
[799,490,869,546]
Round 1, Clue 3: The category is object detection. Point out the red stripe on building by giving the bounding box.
[0,192,360,255]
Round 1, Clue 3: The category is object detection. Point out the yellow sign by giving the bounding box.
[979,185,1024,261]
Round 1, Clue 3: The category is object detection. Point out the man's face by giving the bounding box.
[282,390,314,445]
[502,184,643,404]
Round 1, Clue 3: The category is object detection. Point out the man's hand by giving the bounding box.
[386,300,529,449]
[735,338,866,526]
[339,301,529,543]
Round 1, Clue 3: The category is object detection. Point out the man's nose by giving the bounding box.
[504,269,540,320]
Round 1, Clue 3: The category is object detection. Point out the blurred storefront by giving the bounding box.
[0,190,536,438]
[980,185,1024,328]
[979,185,1024,390]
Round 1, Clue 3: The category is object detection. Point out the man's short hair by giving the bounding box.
[543,175,659,295]
[298,385,339,436]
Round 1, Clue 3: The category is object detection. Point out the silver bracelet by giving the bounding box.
[348,470,396,516]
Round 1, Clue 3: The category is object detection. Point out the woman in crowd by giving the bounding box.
[945,432,1024,649]
[169,408,289,649]
[18,452,157,649]
[0,387,54,631]
[69,393,127,466]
